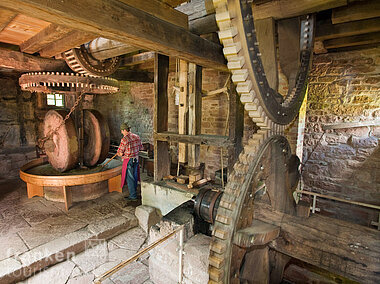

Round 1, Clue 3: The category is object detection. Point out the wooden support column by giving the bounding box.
[227,81,244,174]
[188,63,202,168]
[178,60,188,164]
[154,54,170,182]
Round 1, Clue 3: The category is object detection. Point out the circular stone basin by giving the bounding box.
[20,157,122,205]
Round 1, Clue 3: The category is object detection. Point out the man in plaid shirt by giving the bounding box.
[117,123,142,201]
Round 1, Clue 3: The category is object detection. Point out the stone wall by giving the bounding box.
[94,81,154,144]
[0,76,37,178]
[302,47,380,226]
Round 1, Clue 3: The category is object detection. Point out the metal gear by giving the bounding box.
[64,46,121,77]
[19,72,119,94]
[214,0,315,126]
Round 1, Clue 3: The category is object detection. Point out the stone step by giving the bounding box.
[0,215,138,284]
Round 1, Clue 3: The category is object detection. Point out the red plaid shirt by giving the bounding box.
[117,132,142,160]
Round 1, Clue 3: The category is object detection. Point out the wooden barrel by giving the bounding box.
[43,109,79,172]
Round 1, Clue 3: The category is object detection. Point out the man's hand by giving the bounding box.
[117,152,122,157]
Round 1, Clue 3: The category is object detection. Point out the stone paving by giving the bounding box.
[0,177,152,283]
[20,227,151,284]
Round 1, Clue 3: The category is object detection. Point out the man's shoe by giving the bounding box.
[125,196,138,201]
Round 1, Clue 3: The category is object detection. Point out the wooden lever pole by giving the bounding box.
[100,153,118,170]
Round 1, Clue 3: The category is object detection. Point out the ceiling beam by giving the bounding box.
[323,32,380,49]
[162,0,186,8]
[110,68,154,83]
[0,47,67,71]
[0,9,17,33]
[332,0,380,24]
[122,51,155,66]
[119,0,188,29]
[253,0,347,20]
[19,23,72,54]
[0,0,226,70]
[38,31,96,58]
[316,17,380,41]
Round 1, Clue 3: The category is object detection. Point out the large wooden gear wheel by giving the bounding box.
[43,110,79,172]
[213,0,315,126]
[64,46,121,77]
[19,72,119,94]
[209,136,297,283]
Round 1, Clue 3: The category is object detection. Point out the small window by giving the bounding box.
[47,93,64,107]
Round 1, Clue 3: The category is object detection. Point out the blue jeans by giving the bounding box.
[126,158,139,199]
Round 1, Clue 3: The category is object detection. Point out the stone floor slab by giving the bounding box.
[0,215,30,237]
[108,248,136,262]
[20,259,75,284]
[110,262,149,284]
[2,200,65,226]
[71,243,109,273]
[67,274,95,284]
[0,233,28,261]
[18,215,87,248]
[92,260,120,277]
[109,227,146,251]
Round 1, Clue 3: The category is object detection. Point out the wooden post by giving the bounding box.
[63,185,72,211]
[188,63,202,168]
[154,54,170,182]
[178,60,188,164]
[227,81,243,175]
[108,174,122,193]
[26,183,44,198]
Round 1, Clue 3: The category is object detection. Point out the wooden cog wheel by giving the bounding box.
[214,0,315,125]
[43,110,79,172]
[19,72,119,94]
[83,109,110,167]
[209,135,298,283]
[64,46,121,77]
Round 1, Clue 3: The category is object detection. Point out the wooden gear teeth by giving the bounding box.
[18,73,119,95]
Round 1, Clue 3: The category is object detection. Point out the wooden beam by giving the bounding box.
[189,13,218,35]
[0,47,67,71]
[178,60,188,163]
[278,17,300,89]
[316,18,380,41]
[154,54,170,182]
[0,9,17,33]
[87,37,139,61]
[332,0,380,24]
[20,23,72,54]
[122,52,155,66]
[0,0,226,70]
[255,17,278,91]
[323,32,380,49]
[162,0,185,8]
[154,132,234,147]
[188,63,202,168]
[38,31,96,58]
[119,0,188,29]
[110,69,154,83]
[252,0,347,20]
[253,202,380,283]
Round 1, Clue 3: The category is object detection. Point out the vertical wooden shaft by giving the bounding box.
[188,63,202,168]
[178,60,188,164]
[154,53,170,181]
